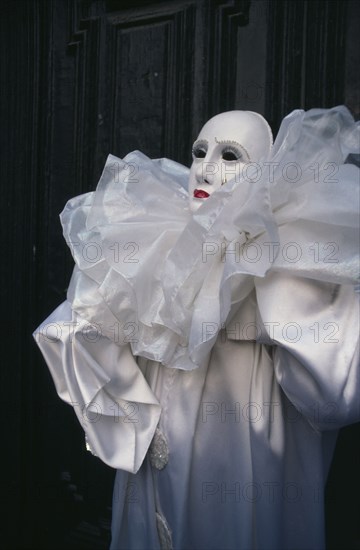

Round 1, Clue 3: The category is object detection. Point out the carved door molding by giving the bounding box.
[1,0,358,547]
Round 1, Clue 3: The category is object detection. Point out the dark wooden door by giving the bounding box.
[1,0,358,547]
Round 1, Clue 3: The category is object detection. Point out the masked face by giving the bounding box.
[188,111,273,212]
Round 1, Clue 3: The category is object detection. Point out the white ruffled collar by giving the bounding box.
[61,106,359,370]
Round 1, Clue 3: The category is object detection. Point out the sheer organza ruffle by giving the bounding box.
[61,106,359,370]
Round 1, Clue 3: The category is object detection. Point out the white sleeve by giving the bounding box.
[33,301,161,473]
[255,272,359,430]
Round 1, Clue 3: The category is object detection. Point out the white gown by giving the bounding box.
[34,106,360,550]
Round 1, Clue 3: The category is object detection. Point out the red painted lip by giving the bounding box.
[194,189,210,199]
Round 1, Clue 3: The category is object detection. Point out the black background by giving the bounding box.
[1,0,359,548]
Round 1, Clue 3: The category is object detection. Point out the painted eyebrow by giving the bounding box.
[215,138,250,162]
[215,138,242,148]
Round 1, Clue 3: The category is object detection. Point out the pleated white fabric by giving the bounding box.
[34,106,360,550]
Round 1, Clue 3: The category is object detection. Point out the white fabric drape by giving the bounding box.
[34,106,360,549]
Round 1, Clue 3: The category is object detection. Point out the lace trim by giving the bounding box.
[149,427,169,470]
[156,512,173,550]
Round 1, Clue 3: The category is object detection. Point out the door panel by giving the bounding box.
[1,0,358,547]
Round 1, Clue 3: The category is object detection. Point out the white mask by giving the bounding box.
[188,111,273,212]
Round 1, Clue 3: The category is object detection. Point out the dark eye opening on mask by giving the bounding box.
[222,146,242,161]
[192,146,207,158]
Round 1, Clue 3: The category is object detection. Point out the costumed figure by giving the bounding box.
[34,106,360,550]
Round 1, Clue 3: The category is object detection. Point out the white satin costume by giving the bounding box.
[34,106,360,550]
